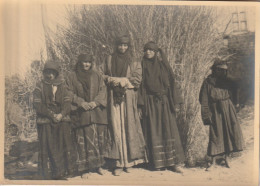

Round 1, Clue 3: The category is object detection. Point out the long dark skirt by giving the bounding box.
[37,122,77,179]
[73,124,110,172]
[207,99,243,156]
[142,95,185,169]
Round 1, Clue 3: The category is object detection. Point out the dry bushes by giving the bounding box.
[5,60,44,154]
[49,5,223,166]
[6,5,224,165]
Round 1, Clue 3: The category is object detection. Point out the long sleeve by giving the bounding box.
[99,55,112,81]
[227,78,239,105]
[60,84,72,116]
[199,80,212,125]
[33,83,54,119]
[93,74,107,107]
[65,74,85,108]
[128,62,142,88]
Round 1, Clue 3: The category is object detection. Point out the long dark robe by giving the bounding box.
[199,75,244,156]
[66,67,110,172]
[138,56,185,169]
[33,78,77,179]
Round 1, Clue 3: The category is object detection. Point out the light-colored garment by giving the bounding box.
[112,94,145,168]
[100,55,147,167]
[52,85,57,101]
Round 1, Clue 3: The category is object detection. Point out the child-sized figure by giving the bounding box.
[33,61,77,179]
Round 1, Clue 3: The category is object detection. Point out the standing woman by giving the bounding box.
[66,54,110,176]
[138,41,185,172]
[33,61,77,179]
[101,35,147,176]
[199,58,243,170]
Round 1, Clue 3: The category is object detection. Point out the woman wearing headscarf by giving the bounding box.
[66,54,110,176]
[33,61,77,179]
[199,58,243,170]
[138,41,185,172]
[100,35,147,176]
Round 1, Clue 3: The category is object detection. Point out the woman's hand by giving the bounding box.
[81,102,91,111]
[53,113,63,123]
[108,77,119,86]
[89,102,97,109]
[138,108,142,119]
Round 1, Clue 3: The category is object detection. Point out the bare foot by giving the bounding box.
[113,168,123,176]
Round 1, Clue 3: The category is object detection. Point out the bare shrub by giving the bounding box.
[8,5,223,165]
[52,5,223,166]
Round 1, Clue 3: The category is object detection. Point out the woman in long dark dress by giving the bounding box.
[138,41,185,172]
[33,61,77,179]
[66,54,110,176]
[199,58,243,170]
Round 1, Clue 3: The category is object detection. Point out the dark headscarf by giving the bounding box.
[211,58,228,70]
[42,60,64,105]
[143,41,159,52]
[42,60,64,85]
[111,35,132,77]
[75,54,94,101]
[142,42,170,94]
[141,42,183,112]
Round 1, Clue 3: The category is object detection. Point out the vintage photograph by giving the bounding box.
[1,1,258,185]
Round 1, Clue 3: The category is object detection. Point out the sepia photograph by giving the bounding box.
[1,1,259,185]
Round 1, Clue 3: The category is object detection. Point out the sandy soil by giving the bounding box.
[4,104,257,185]
[66,104,257,185]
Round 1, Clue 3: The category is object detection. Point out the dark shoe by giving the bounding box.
[205,163,217,171]
[124,167,133,173]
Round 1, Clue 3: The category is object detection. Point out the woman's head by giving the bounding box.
[78,54,94,71]
[211,58,228,78]
[43,61,59,81]
[143,41,159,59]
[116,35,130,54]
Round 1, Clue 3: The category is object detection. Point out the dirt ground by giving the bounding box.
[4,103,257,185]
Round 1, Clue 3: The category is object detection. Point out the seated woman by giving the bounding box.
[66,54,110,176]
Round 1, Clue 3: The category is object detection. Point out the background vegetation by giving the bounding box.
[5,5,253,167]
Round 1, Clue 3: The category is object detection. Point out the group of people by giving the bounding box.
[33,34,244,180]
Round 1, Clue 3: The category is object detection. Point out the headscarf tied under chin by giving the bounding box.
[42,60,64,105]
[43,60,64,85]
[75,54,94,102]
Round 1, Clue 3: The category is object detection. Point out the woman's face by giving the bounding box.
[214,67,227,78]
[43,69,57,81]
[81,61,92,71]
[117,43,128,54]
[144,49,156,59]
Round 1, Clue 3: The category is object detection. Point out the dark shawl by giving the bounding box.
[75,62,94,102]
[139,50,183,113]
[111,49,132,77]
